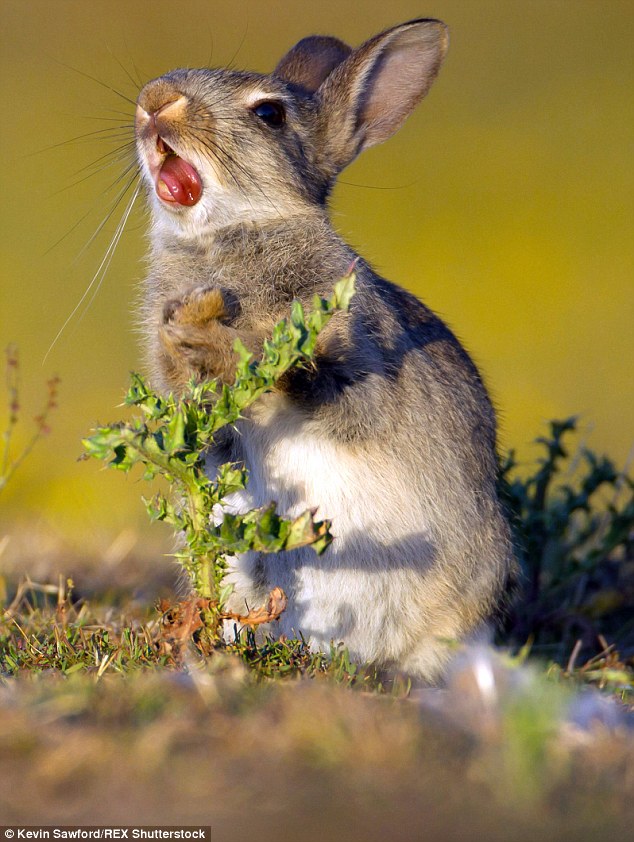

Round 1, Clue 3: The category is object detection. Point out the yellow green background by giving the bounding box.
[1,0,632,556]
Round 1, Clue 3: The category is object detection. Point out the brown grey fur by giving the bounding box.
[134,19,514,682]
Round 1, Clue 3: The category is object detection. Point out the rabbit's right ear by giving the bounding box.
[316,19,448,174]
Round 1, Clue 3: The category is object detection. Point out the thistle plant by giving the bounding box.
[83,275,355,637]
[499,418,634,663]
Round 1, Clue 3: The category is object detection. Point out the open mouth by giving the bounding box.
[155,137,203,207]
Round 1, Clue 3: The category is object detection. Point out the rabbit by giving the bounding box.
[134,18,515,683]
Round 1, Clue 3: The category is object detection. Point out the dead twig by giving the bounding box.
[219,587,288,628]
[565,638,583,674]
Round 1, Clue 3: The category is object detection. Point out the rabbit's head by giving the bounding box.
[135,19,448,238]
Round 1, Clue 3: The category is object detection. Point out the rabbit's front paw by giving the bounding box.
[158,286,240,390]
[162,285,229,327]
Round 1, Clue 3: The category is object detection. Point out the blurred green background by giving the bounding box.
[1,0,632,561]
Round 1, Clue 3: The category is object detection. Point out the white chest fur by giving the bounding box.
[210,397,443,667]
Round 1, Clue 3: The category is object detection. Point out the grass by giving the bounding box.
[0,582,632,838]
[1,297,633,834]
[0,576,384,690]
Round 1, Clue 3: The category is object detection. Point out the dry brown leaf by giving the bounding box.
[220,586,288,628]
[158,597,211,647]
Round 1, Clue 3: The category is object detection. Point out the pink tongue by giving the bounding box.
[157,155,203,206]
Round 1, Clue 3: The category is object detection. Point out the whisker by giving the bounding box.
[73,141,136,178]
[105,42,144,91]
[51,145,136,195]
[191,124,284,219]
[48,162,138,263]
[43,178,142,363]
[118,32,149,89]
[195,133,268,220]
[129,56,147,91]
[27,126,134,157]
[43,208,94,257]
[185,125,259,219]
[204,20,215,68]
[43,152,137,254]
[225,19,249,71]
[76,114,135,123]
[76,182,142,326]
[104,107,136,120]
[52,57,138,107]
[338,179,418,191]
[189,127,247,194]
[74,163,141,257]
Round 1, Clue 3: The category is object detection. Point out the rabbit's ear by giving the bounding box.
[318,19,448,171]
[274,36,352,93]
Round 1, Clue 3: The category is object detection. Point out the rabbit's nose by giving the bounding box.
[152,96,188,126]
[135,95,188,136]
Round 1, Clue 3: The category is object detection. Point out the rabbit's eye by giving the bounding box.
[252,100,286,128]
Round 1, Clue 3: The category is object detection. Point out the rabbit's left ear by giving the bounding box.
[317,19,448,171]
[274,36,352,93]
